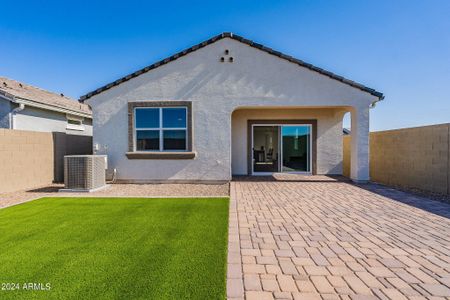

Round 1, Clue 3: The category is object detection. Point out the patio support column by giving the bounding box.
[350,106,370,183]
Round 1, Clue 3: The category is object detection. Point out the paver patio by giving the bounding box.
[227,176,450,300]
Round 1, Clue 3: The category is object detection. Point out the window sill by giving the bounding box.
[66,124,85,131]
[125,151,196,160]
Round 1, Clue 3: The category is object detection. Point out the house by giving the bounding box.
[0,77,92,135]
[80,33,383,183]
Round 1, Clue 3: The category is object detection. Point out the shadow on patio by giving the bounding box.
[233,174,450,219]
[356,182,450,219]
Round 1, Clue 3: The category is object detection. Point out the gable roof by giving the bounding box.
[0,77,91,117]
[79,32,383,102]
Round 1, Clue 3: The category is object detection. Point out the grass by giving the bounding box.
[0,197,229,300]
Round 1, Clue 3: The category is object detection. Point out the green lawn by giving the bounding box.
[0,197,229,300]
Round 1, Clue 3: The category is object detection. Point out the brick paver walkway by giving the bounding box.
[227,176,450,300]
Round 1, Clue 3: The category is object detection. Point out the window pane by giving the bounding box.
[281,126,311,172]
[135,108,159,128]
[163,130,186,150]
[162,108,186,128]
[136,130,159,150]
[68,119,82,125]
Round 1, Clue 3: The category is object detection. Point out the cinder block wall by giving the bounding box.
[0,129,54,193]
[343,123,450,195]
[0,129,92,193]
[53,133,93,182]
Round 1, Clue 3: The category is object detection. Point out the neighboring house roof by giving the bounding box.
[0,77,92,117]
[80,32,384,102]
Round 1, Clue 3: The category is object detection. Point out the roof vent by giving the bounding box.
[221,49,233,63]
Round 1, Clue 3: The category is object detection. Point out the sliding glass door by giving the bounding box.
[252,124,311,174]
[281,125,311,173]
[252,126,279,173]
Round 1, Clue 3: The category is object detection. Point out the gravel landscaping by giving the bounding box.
[0,183,229,209]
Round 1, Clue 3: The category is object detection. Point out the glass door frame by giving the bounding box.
[251,123,313,175]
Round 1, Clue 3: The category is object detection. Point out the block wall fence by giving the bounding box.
[0,129,92,193]
[344,123,450,195]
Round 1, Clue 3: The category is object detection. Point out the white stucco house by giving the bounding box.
[80,33,383,183]
[0,77,92,135]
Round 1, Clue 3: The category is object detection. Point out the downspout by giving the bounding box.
[10,103,25,129]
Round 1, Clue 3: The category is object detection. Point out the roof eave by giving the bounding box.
[14,97,92,118]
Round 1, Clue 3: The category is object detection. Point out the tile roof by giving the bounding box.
[80,32,383,102]
[0,77,91,116]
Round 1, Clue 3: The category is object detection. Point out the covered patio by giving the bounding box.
[231,106,370,182]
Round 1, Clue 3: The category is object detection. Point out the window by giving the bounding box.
[127,101,194,159]
[66,115,84,131]
[68,119,82,125]
[135,107,188,151]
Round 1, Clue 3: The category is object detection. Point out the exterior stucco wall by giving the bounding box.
[14,105,92,136]
[232,108,345,175]
[87,37,376,182]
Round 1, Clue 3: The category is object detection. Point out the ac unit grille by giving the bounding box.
[64,155,106,190]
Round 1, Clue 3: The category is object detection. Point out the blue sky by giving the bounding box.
[1,0,449,131]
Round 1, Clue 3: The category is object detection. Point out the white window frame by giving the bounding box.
[66,115,85,131]
[134,106,188,152]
